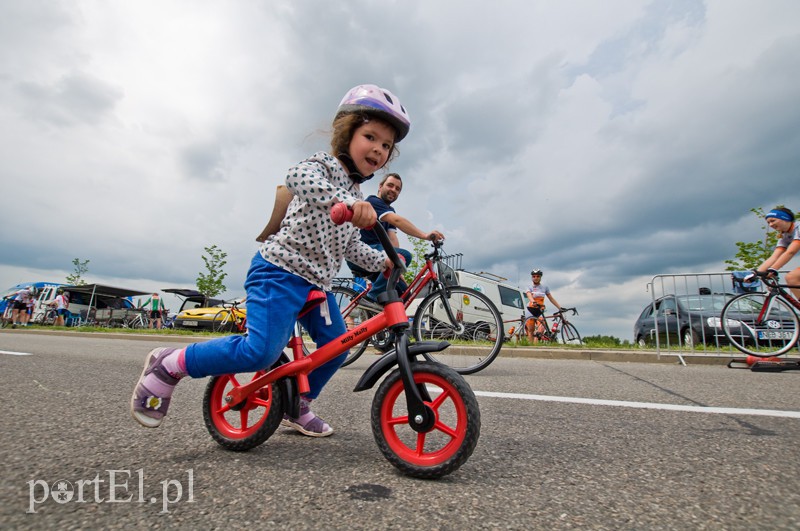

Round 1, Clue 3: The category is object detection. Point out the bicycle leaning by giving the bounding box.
[123,309,150,329]
[202,203,480,479]
[329,239,504,375]
[720,270,800,357]
[212,299,247,334]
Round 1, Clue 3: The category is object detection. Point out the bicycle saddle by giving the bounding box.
[298,290,327,318]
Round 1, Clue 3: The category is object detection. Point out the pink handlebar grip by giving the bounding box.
[330,202,353,225]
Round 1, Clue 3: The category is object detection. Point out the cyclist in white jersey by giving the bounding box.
[10,286,35,327]
[524,269,562,343]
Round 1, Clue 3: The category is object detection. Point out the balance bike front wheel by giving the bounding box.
[202,371,285,451]
[371,361,480,479]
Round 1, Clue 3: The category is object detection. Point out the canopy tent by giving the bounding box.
[64,283,151,318]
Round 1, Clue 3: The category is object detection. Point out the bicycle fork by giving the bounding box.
[438,285,466,335]
[393,328,436,433]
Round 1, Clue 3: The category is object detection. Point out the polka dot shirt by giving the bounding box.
[260,152,386,290]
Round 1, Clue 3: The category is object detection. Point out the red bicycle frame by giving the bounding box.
[341,241,447,316]
[225,297,408,405]
[223,204,440,429]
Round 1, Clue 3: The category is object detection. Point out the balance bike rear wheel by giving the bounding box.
[371,362,480,479]
[203,371,284,451]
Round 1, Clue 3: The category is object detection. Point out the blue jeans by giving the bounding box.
[369,244,411,298]
[184,254,348,399]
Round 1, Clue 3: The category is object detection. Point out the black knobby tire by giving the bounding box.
[560,322,582,345]
[331,286,378,367]
[371,362,480,479]
[412,286,503,374]
[202,371,284,451]
[721,292,800,357]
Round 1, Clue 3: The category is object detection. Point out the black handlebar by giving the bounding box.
[555,307,578,316]
[331,202,407,302]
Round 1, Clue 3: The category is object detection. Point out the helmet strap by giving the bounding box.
[337,152,374,184]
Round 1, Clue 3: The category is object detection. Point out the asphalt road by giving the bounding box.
[2,331,800,529]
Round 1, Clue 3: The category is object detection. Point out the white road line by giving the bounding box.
[474,390,800,419]
[0,350,32,356]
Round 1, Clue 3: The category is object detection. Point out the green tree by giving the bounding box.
[65,258,90,285]
[724,207,786,271]
[196,245,228,298]
[404,237,431,285]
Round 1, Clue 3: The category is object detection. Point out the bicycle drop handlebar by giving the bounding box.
[555,307,578,316]
[748,269,782,289]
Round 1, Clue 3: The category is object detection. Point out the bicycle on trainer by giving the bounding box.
[212,299,247,334]
[202,203,480,479]
[329,239,504,375]
[520,307,582,345]
[721,270,800,357]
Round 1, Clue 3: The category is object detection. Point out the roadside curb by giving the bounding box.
[0,328,734,365]
[498,347,730,365]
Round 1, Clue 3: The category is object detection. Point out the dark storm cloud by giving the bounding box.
[2,0,799,339]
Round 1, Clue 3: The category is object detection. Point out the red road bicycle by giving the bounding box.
[201,204,481,478]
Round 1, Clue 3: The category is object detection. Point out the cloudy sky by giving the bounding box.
[1,0,798,340]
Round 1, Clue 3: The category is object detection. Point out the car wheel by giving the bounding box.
[682,328,699,349]
[636,336,647,348]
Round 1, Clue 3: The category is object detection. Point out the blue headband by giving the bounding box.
[765,209,793,222]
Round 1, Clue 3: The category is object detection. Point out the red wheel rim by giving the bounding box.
[209,371,272,439]
[379,371,468,466]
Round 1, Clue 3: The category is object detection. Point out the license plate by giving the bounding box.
[182,320,199,327]
[757,330,794,340]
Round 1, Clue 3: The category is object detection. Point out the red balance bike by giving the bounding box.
[201,203,481,479]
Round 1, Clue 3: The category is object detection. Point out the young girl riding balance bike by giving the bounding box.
[131,84,410,437]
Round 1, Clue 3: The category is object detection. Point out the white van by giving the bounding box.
[404,269,525,339]
[454,270,526,321]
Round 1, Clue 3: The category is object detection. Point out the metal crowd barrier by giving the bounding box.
[644,271,788,364]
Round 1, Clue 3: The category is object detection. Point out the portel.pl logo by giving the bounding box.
[27,469,194,514]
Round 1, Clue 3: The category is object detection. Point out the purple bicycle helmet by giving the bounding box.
[336,84,411,142]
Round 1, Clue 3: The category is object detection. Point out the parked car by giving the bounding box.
[173,297,244,331]
[633,293,738,348]
[163,289,225,314]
